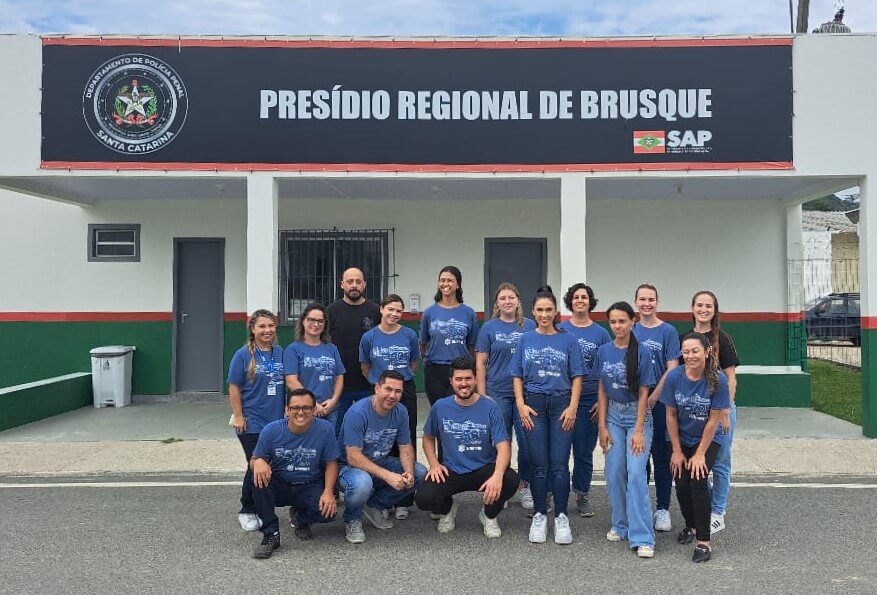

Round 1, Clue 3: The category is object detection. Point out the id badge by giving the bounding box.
[267,382,277,396]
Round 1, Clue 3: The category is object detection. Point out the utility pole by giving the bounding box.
[796,0,810,33]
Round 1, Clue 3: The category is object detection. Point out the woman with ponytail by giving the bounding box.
[596,301,657,558]
[660,332,731,563]
[227,309,286,532]
[511,286,583,545]
[689,291,739,534]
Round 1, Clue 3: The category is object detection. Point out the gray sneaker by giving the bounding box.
[576,493,595,517]
[363,505,395,530]
[345,519,366,544]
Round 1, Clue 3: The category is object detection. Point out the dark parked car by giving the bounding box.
[805,292,861,346]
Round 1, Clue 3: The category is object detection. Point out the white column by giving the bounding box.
[246,173,279,314]
[859,174,877,437]
[559,173,588,315]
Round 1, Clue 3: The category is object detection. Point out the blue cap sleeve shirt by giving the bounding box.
[632,321,682,380]
[508,331,585,395]
[595,342,658,403]
[252,417,341,485]
[283,342,346,403]
[358,326,421,383]
[339,397,411,466]
[418,303,479,364]
[423,395,510,475]
[558,321,612,398]
[659,367,731,447]
[475,318,536,397]
[226,345,286,433]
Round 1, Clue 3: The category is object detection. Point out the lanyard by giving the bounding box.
[255,347,277,377]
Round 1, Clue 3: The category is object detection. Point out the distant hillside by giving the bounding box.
[804,194,859,212]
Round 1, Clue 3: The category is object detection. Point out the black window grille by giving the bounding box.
[279,228,395,322]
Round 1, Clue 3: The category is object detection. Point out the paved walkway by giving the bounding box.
[1,396,873,479]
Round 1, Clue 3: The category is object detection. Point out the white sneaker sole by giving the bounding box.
[362,509,394,531]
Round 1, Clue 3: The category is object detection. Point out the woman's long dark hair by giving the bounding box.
[533,285,561,332]
[433,265,464,303]
[680,331,720,396]
[606,301,639,394]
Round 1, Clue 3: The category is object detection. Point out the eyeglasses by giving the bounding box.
[287,405,315,413]
[305,318,326,326]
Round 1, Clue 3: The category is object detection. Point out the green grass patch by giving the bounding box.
[808,359,862,426]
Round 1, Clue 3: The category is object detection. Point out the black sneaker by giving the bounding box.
[253,532,281,559]
[677,528,695,545]
[288,506,297,528]
[576,493,594,517]
[692,543,712,563]
[294,523,313,540]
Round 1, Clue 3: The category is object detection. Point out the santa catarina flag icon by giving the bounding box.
[633,130,666,154]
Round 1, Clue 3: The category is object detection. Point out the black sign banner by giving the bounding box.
[41,38,793,171]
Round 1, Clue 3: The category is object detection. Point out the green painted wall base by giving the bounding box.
[736,372,811,408]
[0,373,92,431]
[862,329,876,438]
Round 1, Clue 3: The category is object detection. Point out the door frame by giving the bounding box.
[172,237,226,394]
[483,237,548,311]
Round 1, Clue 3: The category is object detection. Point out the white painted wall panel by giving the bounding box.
[0,35,41,174]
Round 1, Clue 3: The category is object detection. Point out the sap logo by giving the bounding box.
[667,130,712,148]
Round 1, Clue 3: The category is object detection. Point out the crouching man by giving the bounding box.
[415,357,519,538]
[250,388,339,558]
[338,370,427,543]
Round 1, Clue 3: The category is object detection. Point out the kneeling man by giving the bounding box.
[415,357,519,537]
[339,370,427,543]
[250,388,339,558]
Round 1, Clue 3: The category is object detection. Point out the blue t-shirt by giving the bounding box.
[227,345,286,433]
[423,395,509,475]
[475,318,536,397]
[253,417,340,485]
[659,367,731,447]
[339,397,411,466]
[508,331,585,396]
[359,326,420,383]
[283,342,346,403]
[558,320,612,398]
[419,303,479,364]
[594,342,658,404]
[633,321,681,381]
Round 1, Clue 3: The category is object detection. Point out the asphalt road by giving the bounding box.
[1,475,875,594]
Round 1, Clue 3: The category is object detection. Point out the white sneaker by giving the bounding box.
[654,509,672,532]
[528,512,548,543]
[437,501,459,533]
[345,519,366,544]
[519,486,534,510]
[710,513,726,534]
[238,513,261,532]
[394,506,410,520]
[606,528,624,542]
[362,505,395,530]
[554,513,573,545]
[479,508,502,538]
[430,513,442,520]
[637,545,655,558]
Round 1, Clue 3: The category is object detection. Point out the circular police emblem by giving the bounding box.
[82,54,187,155]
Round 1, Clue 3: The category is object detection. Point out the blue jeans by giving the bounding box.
[572,394,599,494]
[650,400,672,511]
[494,393,532,483]
[605,400,654,548]
[253,478,334,535]
[334,390,372,436]
[711,404,736,515]
[521,391,574,517]
[339,457,428,522]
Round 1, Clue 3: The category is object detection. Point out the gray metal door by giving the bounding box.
[173,239,224,392]
[484,238,547,311]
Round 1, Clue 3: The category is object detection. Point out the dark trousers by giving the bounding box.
[424,364,452,462]
[253,477,335,535]
[649,400,673,511]
[236,433,260,514]
[675,441,720,543]
[415,462,520,519]
[390,379,419,507]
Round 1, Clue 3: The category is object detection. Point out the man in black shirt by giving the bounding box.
[327,267,381,437]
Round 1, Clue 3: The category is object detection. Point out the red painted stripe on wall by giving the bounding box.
[862,317,877,330]
[224,312,249,322]
[0,312,172,322]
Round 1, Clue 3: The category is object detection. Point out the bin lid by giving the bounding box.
[90,345,136,357]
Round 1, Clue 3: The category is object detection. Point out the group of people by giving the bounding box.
[227,266,739,563]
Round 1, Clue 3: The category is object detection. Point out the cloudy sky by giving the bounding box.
[0,0,873,36]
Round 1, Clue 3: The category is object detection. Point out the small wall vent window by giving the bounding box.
[88,224,141,262]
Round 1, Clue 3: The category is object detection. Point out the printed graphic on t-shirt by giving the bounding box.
[523,345,567,378]
[442,418,488,451]
[255,361,284,385]
[362,316,376,331]
[577,339,599,366]
[370,345,411,370]
[495,331,525,355]
[676,389,711,420]
[274,445,318,472]
[602,361,628,390]
[641,339,662,366]
[302,355,338,382]
[431,318,470,346]
[364,427,398,459]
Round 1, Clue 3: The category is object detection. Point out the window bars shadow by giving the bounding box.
[279,228,396,322]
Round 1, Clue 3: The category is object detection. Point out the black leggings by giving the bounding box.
[415,462,520,519]
[236,432,260,513]
[424,364,452,463]
[675,441,720,542]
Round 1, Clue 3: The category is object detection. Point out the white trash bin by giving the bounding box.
[90,346,136,408]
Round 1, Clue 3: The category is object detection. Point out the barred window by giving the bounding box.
[88,224,141,262]
[280,228,395,322]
